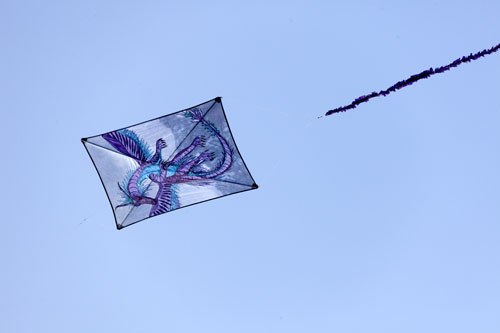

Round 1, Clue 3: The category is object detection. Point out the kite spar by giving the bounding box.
[325,42,500,116]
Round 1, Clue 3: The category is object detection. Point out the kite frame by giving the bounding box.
[81,97,258,230]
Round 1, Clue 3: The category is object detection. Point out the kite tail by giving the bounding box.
[325,42,500,116]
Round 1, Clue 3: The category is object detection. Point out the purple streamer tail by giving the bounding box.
[325,43,500,116]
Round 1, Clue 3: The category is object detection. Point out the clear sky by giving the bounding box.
[2,1,500,332]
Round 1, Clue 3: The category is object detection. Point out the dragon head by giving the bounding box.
[115,182,155,210]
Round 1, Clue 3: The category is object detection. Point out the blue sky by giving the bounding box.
[2,1,500,332]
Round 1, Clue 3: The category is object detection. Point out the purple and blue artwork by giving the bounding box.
[82,98,257,229]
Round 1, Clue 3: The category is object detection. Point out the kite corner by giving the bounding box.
[252,183,259,189]
[214,96,222,103]
[81,137,87,143]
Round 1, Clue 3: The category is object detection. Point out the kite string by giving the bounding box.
[325,42,500,116]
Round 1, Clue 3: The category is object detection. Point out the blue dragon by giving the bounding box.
[103,108,233,217]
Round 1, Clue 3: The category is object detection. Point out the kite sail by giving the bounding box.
[82,97,258,229]
[325,42,500,116]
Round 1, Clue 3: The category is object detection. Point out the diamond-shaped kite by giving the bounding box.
[82,97,258,229]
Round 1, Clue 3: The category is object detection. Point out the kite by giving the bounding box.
[82,97,258,229]
[325,42,500,116]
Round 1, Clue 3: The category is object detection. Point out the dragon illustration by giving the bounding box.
[102,108,233,217]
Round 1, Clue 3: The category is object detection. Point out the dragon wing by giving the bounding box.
[149,183,178,216]
[102,129,152,164]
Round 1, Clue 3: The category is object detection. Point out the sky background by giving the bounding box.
[2,1,500,332]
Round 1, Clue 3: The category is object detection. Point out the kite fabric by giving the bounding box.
[82,97,258,229]
[325,42,500,116]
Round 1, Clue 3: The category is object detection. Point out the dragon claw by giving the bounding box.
[192,136,203,146]
[156,138,167,150]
